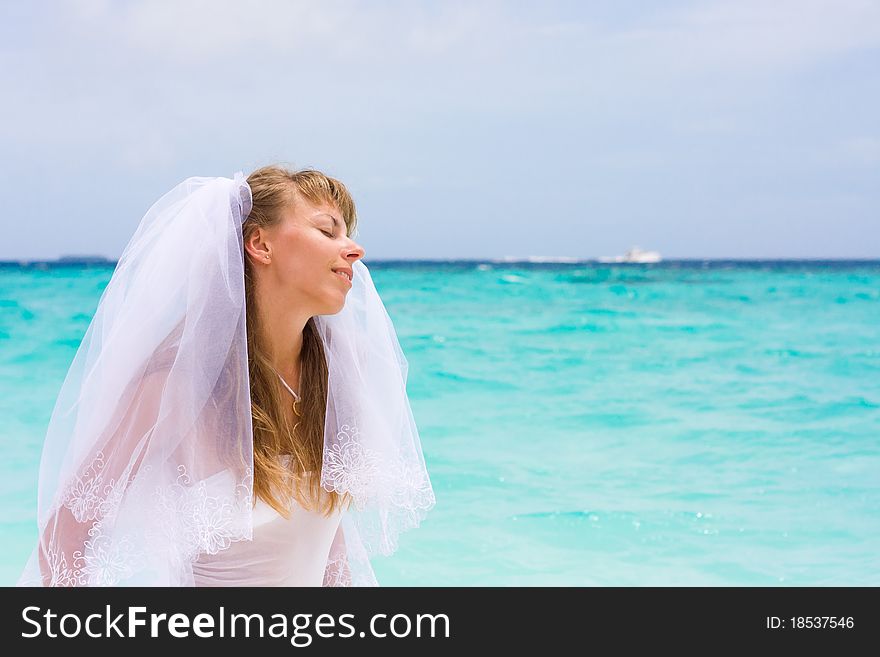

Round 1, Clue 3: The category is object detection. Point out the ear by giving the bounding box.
[244,226,271,264]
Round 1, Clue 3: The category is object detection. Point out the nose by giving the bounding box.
[344,239,366,262]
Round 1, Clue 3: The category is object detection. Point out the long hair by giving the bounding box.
[243,164,359,518]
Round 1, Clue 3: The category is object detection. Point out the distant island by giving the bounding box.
[56,255,114,263]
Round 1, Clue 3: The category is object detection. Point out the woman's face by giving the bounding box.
[251,193,366,316]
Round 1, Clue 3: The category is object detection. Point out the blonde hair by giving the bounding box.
[243,164,358,518]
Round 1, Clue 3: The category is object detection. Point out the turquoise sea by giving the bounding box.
[2,259,879,586]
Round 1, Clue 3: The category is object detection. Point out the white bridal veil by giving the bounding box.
[16,172,435,586]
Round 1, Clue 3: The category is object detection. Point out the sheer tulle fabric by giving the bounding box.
[315,261,436,560]
[16,172,435,587]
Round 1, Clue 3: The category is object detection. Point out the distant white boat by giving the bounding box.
[597,246,662,263]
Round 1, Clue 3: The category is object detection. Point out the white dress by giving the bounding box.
[192,461,343,587]
[193,373,342,587]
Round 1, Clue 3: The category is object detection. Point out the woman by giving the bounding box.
[17,165,435,586]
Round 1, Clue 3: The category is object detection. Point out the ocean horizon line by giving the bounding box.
[1,255,879,266]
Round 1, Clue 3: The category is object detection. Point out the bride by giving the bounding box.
[16,164,436,586]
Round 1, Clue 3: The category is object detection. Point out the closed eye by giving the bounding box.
[321,230,334,237]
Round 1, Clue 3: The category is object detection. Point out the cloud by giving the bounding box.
[1,0,877,258]
[55,0,880,88]
[637,0,880,76]
[23,0,879,127]
[63,0,510,62]
[836,136,880,166]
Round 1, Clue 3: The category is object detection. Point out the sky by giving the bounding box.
[1,0,878,260]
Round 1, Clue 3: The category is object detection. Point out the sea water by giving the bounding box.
[1,260,878,585]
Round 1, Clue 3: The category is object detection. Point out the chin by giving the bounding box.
[321,295,347,316]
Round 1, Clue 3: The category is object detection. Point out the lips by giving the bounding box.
[331,267,352,285]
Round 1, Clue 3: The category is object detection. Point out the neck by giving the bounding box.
[255,284,310,382]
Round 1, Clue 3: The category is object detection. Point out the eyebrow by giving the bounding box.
[311,212,341,230]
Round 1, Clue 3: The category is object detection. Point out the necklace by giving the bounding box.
[272,368,302,415]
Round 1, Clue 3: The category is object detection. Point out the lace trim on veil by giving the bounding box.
[29,420,432,586]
